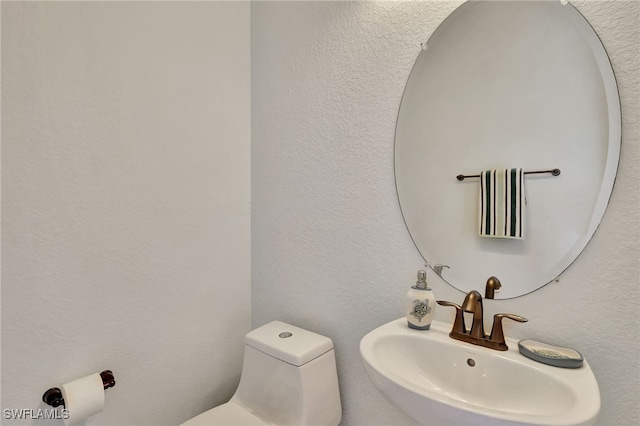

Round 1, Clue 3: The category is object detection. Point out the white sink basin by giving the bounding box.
[360,318,600,426]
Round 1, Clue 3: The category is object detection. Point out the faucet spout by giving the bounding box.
[461,290,484,338]
[484,276,502,299]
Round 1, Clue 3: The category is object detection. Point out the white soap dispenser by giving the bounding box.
[406,270,436,330]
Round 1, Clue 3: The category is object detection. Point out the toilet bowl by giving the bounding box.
[181,321,342,426]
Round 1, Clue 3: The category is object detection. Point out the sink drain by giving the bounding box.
[467,358,476,367]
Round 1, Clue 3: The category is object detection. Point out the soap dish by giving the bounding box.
[518,339,583,368]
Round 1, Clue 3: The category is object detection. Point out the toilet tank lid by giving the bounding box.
[245,321,334,366]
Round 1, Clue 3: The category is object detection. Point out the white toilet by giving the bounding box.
[182,321,342,426]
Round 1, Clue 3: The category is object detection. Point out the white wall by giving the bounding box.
[1,2,250,425]
[252,1,639,425]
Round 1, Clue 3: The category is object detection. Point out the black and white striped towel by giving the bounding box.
[479,168,525,239]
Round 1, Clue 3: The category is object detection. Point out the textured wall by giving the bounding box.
[252,1,639,425]
[1,2,250,425]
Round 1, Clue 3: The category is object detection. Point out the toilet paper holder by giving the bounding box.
[42,370,115,408]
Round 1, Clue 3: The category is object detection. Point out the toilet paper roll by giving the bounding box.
[60,373,105,426]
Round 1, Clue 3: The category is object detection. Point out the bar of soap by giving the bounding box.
[518,339,584,368]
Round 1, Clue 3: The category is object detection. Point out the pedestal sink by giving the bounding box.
[360,318,600,426]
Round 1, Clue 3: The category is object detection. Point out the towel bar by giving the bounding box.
[457,168,560,181]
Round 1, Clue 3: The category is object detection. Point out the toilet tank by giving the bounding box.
[233,321,342,426]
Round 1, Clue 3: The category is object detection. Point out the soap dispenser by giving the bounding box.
[406,270,436,330]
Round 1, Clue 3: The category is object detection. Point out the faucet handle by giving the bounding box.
[436,300,465,334]
[436,300,460,309]
[489,313,528,350]
[496,313,528,323]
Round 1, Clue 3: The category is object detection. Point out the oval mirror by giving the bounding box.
[395,0,620,298]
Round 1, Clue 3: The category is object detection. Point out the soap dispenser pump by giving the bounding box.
[406,270,436,330]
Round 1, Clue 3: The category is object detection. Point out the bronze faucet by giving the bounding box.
[437,277,527,351]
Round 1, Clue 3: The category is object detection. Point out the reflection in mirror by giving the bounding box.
[395,1,620,298]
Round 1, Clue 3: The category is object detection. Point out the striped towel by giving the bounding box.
[479,168,525,239]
